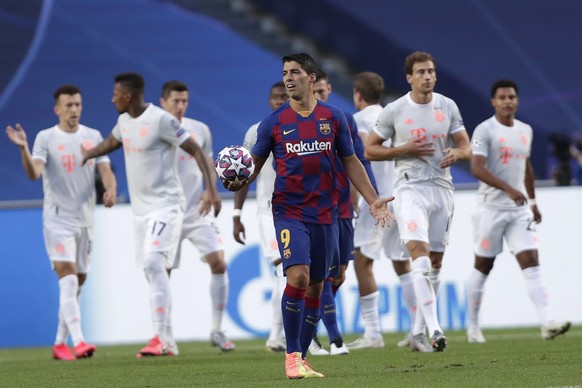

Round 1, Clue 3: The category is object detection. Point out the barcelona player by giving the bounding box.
[224,53,394,379]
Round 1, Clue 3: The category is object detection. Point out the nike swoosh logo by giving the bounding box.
[328,266,337,271]
[283,128,296,135]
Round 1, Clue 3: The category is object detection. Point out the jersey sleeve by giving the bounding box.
[111,123,122,141]
[526,124,533,158]
[242,123,259,151]
[336,110,355,158]
[471,122,489,157]
[373,105,395,140]
[201,123,213,159]
[159,113,190,146]
[252,117,274,158]
[448,99,466,135]
[31,131,48,162]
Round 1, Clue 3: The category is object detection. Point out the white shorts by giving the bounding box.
[472,205,538,257]
[172,209,225,269]
[258,208,280,263]
[43,219,93,274]
[134,205,184,269]
[393,184,453,252]
[354,200,407,261]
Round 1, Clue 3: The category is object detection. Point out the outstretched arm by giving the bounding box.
[223,154,266,191]
[6,124,44,180]
[82,133,122,164]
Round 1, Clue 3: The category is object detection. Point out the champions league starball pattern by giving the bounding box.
[214,145,255,183]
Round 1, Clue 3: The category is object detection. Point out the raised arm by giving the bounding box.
[6,124,44,180]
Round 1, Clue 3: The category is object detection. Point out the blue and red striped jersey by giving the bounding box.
[253,100,354,224]
[336,112,378,219]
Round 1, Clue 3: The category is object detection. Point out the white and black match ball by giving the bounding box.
[214,145,255,183]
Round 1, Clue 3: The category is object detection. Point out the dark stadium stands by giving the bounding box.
[249,0,582,181]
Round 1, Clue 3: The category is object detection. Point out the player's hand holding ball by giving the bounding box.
[214,145,255,191]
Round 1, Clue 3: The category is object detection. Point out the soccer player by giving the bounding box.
[225,53,394,379]
[365,51,472,352]
[233,81,289,352]
[466,79,571,343]
[158,80,234,352]
[6,85,117,360]
[308,68,377,356]
[81,73,219,357]
[348,72,417,350]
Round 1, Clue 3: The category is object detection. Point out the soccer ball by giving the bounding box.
[214,145,255,183]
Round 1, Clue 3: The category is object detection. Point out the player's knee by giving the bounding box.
[144,251,166,277]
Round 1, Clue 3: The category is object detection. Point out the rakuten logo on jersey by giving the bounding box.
[285,140,332,156]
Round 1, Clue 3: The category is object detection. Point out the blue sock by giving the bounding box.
[282,284,305,354]
[300,296,321,359]
[321,279,342,344]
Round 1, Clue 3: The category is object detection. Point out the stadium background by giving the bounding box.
[0,0,580,348]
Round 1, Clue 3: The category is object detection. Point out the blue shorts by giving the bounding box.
[274,219,339,281]
[328,218,354,278]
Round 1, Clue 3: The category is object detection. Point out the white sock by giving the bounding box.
[466,268,487,328]
[429,267,441,295]
[210,272,228,332]
[268,263,285,342]
[398,272,417,330]
[144,251,171,344]
[522,266,552,325]
[58,274,84,346]
[55,310,69,345]
[360,290,381,339]
[411,256,442,335]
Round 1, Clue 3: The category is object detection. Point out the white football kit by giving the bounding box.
[243,122,279,262]
[32,125,110,272]
[172,117,224,269]
[112,103,189,268]
[374,92,466,251]
[471,115,537,257]
[352,104,406,261]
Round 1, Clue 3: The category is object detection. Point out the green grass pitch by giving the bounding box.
[1,327,580,387]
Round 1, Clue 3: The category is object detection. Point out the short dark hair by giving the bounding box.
[315,68,329,83]
[161,80,189,99]
[354,72,384,104]
[404,51,436,75]
[271,81,285,90]
[490,79,519,98]
[53,84,81,104]
[114,72,145,97]
[282,53,318,76]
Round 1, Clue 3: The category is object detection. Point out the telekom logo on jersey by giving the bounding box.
[285,139,332,155]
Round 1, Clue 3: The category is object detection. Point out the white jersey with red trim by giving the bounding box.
[112,103,189,215]
[32,124,109,227]
[175,117,213,213]
[243,121,275,211]
[471,115,533,210]
[374,92,466,190]
[354,104,394,197]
